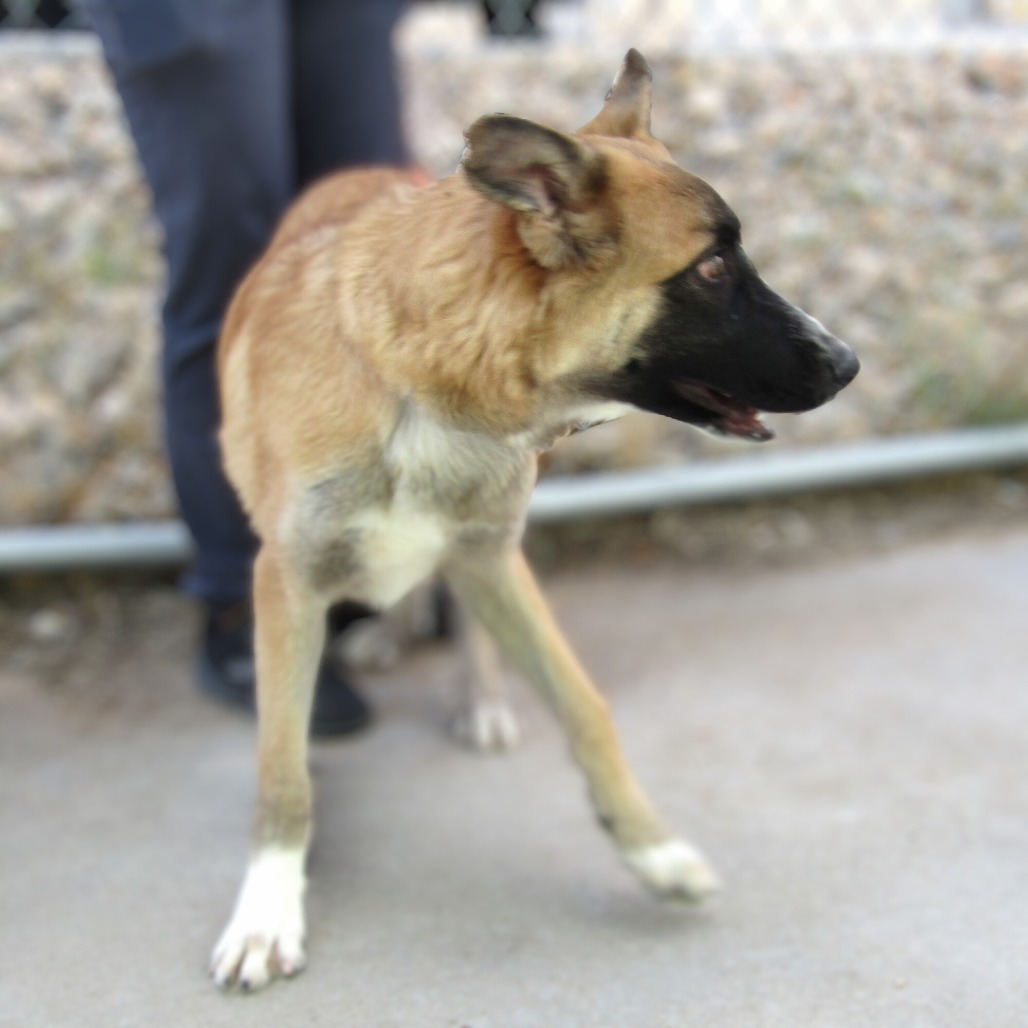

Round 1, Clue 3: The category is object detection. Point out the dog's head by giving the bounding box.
[460,49,858,442]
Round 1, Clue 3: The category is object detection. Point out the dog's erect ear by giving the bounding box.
[462,114,605,217]
[461,114,608,267]
[579,48,653,140]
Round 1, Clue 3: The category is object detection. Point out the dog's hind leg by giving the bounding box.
[451,600,522,753]
[445,546,719,902]
[210,546,323,990]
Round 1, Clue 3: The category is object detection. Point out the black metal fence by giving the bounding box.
[4,1,1024,41]
[0,0,84,29]
[1,0,546,36]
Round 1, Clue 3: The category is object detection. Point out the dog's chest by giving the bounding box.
[342,501,451,609]
[296,410,533,608]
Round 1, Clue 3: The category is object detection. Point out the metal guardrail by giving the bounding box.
[528,424,1028,522]
[2,424,1027,572]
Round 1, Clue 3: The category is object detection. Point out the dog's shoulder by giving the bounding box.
[271,168,424,252]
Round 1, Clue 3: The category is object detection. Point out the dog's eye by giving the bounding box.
[697,254,726,283]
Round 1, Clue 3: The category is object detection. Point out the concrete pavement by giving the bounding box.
[2,527,1027,1026]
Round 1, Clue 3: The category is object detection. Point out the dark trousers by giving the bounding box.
[83,0,408,605]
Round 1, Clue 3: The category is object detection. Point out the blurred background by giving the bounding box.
[1,0,1026,524]
[0,0,1026,586]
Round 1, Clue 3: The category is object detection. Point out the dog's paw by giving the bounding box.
[211,921,306,992]
[451,700,522,753]
[210,849,307,991]
[622,839,722,903]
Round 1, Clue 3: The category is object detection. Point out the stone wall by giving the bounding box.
[1,24,1026,525]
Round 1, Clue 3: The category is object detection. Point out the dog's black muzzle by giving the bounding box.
[598,264,860,441]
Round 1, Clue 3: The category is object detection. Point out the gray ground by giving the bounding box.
[3,521,1028,1027]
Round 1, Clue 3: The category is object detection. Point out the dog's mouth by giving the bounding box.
[672,380,774,442]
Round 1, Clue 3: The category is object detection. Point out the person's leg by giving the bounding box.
[83,0,391,734]
[85,0,294,607]
[290,0,409,186]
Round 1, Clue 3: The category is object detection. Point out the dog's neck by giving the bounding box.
[347,186,575,434]
[504,400,633,455]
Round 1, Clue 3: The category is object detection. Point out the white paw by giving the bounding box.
[451,700,522,753]
[210,848,307,991]
[622,839,722,903]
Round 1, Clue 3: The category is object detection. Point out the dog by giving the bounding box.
[210,49,859,990]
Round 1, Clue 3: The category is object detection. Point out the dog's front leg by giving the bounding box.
[211,547,323,990]
[445,547,720,902]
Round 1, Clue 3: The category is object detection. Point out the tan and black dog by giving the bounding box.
[211,50,858,989]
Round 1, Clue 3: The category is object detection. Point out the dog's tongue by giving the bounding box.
[721,407,774,442]
[673,381,774,442]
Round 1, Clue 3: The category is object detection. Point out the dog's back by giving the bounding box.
[217,168,420,527]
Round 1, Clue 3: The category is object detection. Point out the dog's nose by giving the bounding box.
[796,308,860,394]
[824,335,860,391]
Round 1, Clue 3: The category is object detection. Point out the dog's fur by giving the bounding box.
[210,51,859,990]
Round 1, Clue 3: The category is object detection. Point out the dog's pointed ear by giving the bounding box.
[462,114,604,217]
[579,48,653,140]
[461,114,608,267]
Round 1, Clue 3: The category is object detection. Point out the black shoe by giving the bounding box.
[308,659,373,740]
[197,601,372,739]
